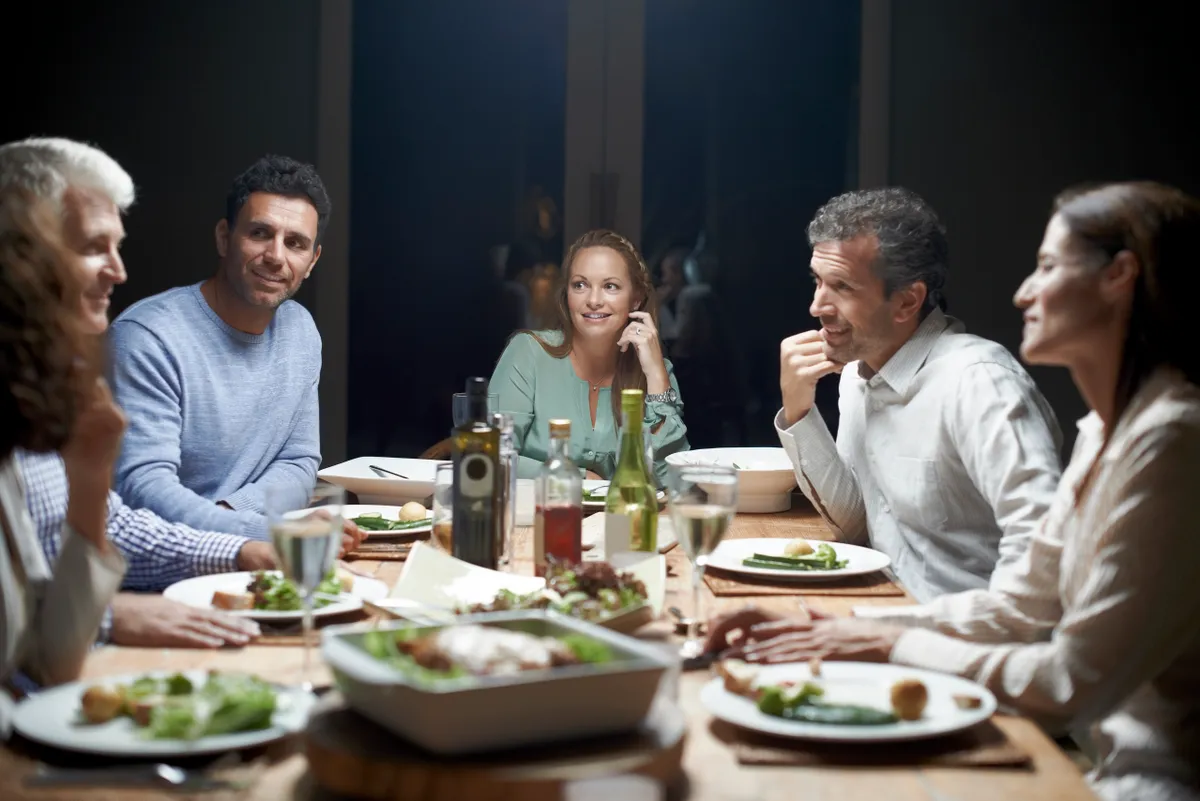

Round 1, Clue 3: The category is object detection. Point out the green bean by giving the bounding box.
[781,703,898,725]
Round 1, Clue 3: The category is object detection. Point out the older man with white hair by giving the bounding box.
[0,137,268,648]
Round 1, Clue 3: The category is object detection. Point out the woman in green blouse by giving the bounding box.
[490,229,689,486]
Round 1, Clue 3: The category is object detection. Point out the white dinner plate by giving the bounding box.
[701,661,996,743]
[705,537,891,580]
[581,480,666,511]
[11,670,317,757]
[344,504,432,537]
[162,571,388,621]
[317,456,447,503]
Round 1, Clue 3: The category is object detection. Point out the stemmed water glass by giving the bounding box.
[666,464,738,659]
[266,483,345,692]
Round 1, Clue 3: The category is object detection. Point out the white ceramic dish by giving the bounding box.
[11,670,316,757]
[162,571,388,621]
[705,537,891,580]
[370,541,665,634]
[665,448,797,513]
[344,504,432,537]
[321,611,672,754]
[317,457,447,503]
[701,661,996,743]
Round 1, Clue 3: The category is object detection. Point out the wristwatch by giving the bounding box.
[645,388,679,405]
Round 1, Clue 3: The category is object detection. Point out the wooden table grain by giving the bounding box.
[0,499,1097,801]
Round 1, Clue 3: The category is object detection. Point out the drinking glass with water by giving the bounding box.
[266,483,346,692]
[666,464,738,660]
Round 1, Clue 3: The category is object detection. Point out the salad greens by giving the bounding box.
[756,683,898,726]
[80,672,279,740]
[465,561,648,622]
[742,543,848,571]
[358,627,614,683]
[247,570,342,611]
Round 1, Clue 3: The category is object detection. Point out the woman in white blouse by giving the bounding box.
[0,192,127,736]
[705,182,1200,801]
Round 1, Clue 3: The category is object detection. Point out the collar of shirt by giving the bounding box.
[855,308,955,396]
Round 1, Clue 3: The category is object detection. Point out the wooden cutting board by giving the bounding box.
[304,693,687,801]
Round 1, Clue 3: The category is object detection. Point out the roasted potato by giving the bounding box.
[80,684,125,724]
[783,538,814,557]
[398,502,428,522]
[890,678,929,721]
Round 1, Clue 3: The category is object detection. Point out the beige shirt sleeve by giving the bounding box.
[23,525,125,686]
[886,422,1200,732]
[775,408,869,545]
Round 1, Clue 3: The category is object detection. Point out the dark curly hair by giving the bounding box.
[224,154,332,246]
[0,190,96,458]
[807,187,949,315]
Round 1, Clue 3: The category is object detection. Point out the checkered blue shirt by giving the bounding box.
[16,449,247,592]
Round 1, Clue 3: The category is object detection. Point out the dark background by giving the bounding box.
[6,0,1197,464]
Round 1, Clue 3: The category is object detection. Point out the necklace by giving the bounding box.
[588,377,612,393]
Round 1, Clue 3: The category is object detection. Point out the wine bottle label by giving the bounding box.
[458,453,495,498]
[604,512,633,560]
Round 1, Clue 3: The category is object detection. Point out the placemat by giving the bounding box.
[704,568,906,597]
[344,541,413,561]
[716,719,1031,768]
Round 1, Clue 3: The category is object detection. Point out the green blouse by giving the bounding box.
[489,331,689,487]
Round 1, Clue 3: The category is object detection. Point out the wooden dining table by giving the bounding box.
[1,498,1099,801]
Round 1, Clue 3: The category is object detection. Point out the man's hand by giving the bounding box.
[110,593,260,649]
[340,518,367,556]
[236,540,278,571]
[779,331,842,427]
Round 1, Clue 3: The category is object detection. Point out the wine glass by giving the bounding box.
[666,464,738,659]
[452,391,498,427]
[431,462,454,552]
[267,483,345,692]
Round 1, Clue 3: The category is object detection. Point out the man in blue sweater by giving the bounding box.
[110,155,338,542]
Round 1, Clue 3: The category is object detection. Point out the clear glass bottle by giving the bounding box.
[491,411,517,566]
[535,419,583,576]
[604,389,659,555]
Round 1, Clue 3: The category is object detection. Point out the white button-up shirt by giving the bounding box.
[858,367,1200,800]
[776,310,1064,602]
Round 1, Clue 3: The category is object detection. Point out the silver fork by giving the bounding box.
[25,763,238,791]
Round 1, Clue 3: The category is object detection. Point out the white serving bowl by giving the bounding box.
[665,447,797,513]
[321,611,672,755]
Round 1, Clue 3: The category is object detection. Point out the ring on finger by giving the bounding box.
[636,326,642,335]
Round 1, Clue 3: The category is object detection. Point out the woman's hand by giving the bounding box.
[62,378,126,551]
[617,311,670,393]
[725,617,905,664]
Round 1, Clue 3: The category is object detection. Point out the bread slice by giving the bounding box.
[211,590,255,610]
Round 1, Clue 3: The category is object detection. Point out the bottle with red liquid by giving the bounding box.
[534,419,582,576]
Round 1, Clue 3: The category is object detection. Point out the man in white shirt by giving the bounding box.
[776,187,1063,602]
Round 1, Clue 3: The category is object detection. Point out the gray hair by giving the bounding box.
[806,187,948,314]
[0,137,135,214]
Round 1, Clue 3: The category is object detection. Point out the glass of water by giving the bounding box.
[431,462,454,553]
[666,464,738,659]
[452,392,498,428]
[267,483,345,691]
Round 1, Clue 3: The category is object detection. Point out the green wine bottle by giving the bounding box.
[604,389,658,555]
